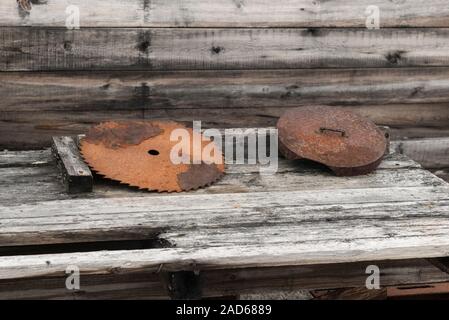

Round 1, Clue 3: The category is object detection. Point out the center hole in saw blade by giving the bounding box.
[147,149,160,156]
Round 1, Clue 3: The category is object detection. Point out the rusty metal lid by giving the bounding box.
[277,106,387,176]
[80,120,225,192]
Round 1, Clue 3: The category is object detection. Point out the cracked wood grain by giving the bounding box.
[4,28,449,71]
[2,0,449,27]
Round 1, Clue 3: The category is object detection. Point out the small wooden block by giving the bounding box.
[51,136,93,194]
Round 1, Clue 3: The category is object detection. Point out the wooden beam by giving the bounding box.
[2,68,449,149]
[392,138,449,169]
[0,150,424,206]
[2,0,449,28]
[1,254,449,300]
[2,182,449,252]
[4,28,449,71]
[51,136,92,193]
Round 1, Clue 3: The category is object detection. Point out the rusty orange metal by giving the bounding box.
[80,120,225,192]
[277,106,387,176]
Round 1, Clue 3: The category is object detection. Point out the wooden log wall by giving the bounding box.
[1,0,449,149]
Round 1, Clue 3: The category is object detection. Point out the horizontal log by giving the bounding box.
[5,68,449,111]
[1,259,449,300]
[2,0,449,28]
[4,241,449,279]
[4,28,449,71]
[2,112,448,151]
[392,138,449,169]
[0,271,169,300]
[2,68,449,149]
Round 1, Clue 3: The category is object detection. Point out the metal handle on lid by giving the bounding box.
[319,127,346,137]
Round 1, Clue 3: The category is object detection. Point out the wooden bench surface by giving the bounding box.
[1,141,449,298]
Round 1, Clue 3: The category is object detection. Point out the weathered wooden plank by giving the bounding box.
[0,149,52,168]
[0,166,67,204]
[2,114,447,151]
[2,68,449,149]
[2,259,448,300]
[433,169,449,183]
[1,185,449,247]
[4,241,449,280]
[2,0,449,28]
[4,28,449,71]
[392,138,449,169]
[51,136,92,194]
[0,150,432,207]
[4,69,449,110]
[0,158,431,208]
[3,110,448,150]
[0,271,169,300]
[389,127,449,140]
[0,164,441,208]
[4,200,449,252]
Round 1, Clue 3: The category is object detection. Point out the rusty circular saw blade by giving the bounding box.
[79,120,225,192]
[277,106,387,176]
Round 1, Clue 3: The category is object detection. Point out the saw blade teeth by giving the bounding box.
[79,120,225,192]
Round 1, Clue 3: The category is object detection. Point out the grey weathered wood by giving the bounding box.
[5,28,449,71]
[212,259,448,295]
[3,244,449,282]
[433,169,449,183]
[1,183,449,247]
[5,69,449,112]
[1,0,449,28]
[51,136,92,193]
[0,258,449,299]
[0,270,169,300]
[4,111,448,150]
[392,138,449,169]
[0,258,448,300]
[0,146,434,208]
[3,68,449,149]
[0,149,52,168]
[1,133,449,299]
